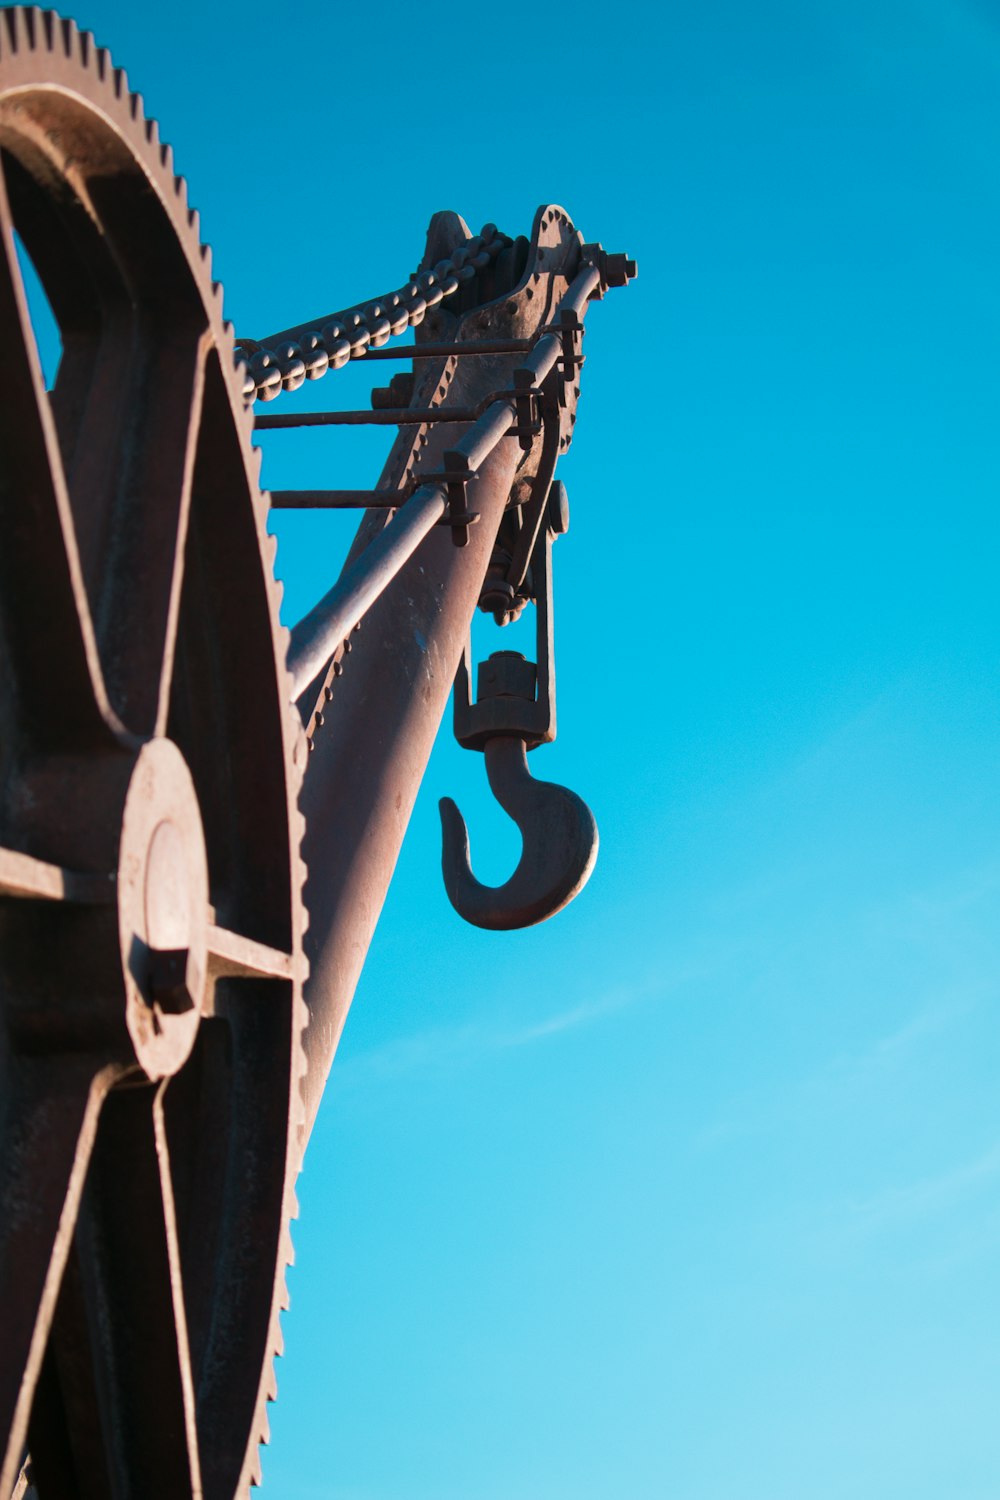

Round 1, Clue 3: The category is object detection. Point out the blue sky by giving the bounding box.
[28,0,1000,1494]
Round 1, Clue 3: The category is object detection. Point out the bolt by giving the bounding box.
[548,480,570,536]
[148,947,196,1014]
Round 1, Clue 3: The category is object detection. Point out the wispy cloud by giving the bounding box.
[697,984,985,1151]
[817,989,982,1093]
[823,1138,1000,1247]
[331,973,677,1089]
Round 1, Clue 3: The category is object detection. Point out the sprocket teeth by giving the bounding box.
[1,21,312,1497]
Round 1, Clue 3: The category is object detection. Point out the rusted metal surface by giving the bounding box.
[0,7,634,1496]
[0,13,307,1497]
[235,225,514,402]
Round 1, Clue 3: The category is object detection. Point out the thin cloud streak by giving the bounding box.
[823,1138,1000,1247]
[331,972,683,1089]
[696,983,985,1152]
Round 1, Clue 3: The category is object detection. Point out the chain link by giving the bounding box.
[236,224,509,404]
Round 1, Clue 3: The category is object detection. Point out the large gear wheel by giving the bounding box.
[0,9,307,1497]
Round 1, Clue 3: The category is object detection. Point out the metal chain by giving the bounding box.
[236,224,510,404]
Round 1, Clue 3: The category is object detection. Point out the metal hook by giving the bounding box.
[439,735,598,931]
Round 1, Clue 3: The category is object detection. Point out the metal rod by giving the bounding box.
[444,263,601,473]
[519,263,602,385]
[285,260,600,701]
[453,398,518,472]
[270,491,398,509]
[287,484,447,697]
[352,339,534,362]
[255,407,481,430]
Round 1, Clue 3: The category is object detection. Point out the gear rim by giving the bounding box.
[0,8,308,1496]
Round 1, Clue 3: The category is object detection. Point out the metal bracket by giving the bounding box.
[553,309,584,403]
[453,507,558,749]
[439,450,480,548]
[512,368,541,451]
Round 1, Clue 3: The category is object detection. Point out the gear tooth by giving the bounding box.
[259,1411,271,1446]
[3,8,20,52]
[0,30,313,1496]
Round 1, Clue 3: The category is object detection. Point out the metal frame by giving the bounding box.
[0,10,635,1495]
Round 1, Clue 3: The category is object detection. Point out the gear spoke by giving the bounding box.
[0,153,117,749]
[58,1085,203,1499]
[206,922,298,983]
[0,844,114,904]
[163,1002,298,1500]
[95,336,209,739]
[0,1057,113,1500]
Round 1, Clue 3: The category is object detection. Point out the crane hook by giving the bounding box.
[439,735,599,931]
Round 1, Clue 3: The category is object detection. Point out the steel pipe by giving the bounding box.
[287,483,447,698]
